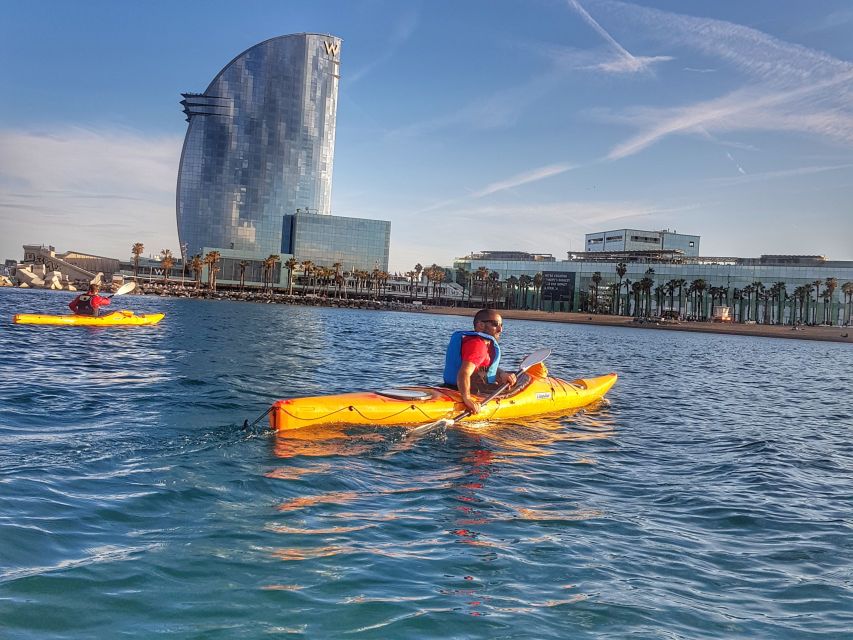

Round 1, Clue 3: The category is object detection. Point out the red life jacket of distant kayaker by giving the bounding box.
[74,294,96,315]
[69,293,110,316]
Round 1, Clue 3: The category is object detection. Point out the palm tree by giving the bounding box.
[590,271,602,313]
[615,262,627,314]
[413,263,423,300]
[742,284,754,321]
[474,266,489,305]
[842,282,853,326]
[265,254,280,294]
[533,272,543,310]
[131,243,144,282]
[802,283,814,325]
[643,268,655,317]
[284,257,299,295]
[160,249,174,284]
[771,282,786,324]
[518,274,532,309]
[238,260,249,292]
[191,254,203,290]
[812,279,822,324]
[654,284,666,316]
[332,262,343,298]
[665,279,676,317]
[430,265,445,304]
[623,278,633,315]
[301,260,314,295]
[405,270,416,301]
[748,281,763,323]
[504,275,518,308]
[640,275,655,317]
[204,250,221,291]
[824,277,838,324]
[631,281,642,317]
[456,267,470,304]
[675,278,687,318]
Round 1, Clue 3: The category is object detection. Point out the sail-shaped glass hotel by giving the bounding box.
[176,33,389,277]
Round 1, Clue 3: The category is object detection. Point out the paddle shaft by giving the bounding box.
[446,378,514,424]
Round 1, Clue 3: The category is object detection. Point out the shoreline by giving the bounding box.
[417,305,853,344]
[5,285,850,343]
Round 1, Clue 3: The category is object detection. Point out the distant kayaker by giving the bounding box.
[69,284,112,317]
[443,309,517,415]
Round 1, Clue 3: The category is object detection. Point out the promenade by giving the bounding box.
[419,306,853,344]
[130,284,851,344]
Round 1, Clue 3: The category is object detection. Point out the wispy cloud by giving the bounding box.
[566,0,673,73]
[707,162,853,186]
[584,0,853,159]
[387,70,564,139]
[471,163,576,198]
[725,152,746,175]
[346,9,419,86]
[413,163,575,214]
[0,127,182,259]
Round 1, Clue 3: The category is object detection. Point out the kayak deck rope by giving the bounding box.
[274,403,446,424]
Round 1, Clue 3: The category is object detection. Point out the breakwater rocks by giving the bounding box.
[135,283,430,312]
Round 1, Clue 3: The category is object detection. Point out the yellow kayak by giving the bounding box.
[12,310,165,326]
[270,372,617,431]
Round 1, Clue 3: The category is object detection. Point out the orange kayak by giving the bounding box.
[270,372,617,431]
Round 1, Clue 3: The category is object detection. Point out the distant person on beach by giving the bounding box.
[69,284,111,316]
[443,308,517,414]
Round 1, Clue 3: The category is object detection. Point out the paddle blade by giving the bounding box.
[519,348,551,372]
[112,282,137,296]
[408,417,455,437]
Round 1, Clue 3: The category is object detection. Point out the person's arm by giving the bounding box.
[68,297,78,313]
[94,295,111,309]
[457,360,481,414]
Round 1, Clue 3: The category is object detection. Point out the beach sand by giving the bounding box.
[418,306,853,344]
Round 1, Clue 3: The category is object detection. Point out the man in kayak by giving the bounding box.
[443,309,517,415]
[69,283,112,316]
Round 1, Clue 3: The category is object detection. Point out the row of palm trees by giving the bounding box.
[596,262,853,325]
[130,245,853,325]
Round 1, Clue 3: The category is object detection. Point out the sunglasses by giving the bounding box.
[481,319,503,329]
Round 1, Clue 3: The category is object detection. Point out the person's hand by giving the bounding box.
[497,370,517,387]
[462,397,481,414]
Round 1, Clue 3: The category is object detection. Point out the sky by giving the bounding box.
[2,0,852,272]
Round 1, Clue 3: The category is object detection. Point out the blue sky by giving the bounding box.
[2,0,852,272]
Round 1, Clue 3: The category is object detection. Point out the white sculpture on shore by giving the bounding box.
[13,263,82,290]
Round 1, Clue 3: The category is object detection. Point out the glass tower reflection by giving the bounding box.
[177,34,341,259]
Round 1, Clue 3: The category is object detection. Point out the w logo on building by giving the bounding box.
[324,40,340,57]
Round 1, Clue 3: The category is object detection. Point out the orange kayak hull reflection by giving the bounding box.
[270,373,617,431]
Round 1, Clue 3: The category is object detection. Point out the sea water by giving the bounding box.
[1,287,851,639]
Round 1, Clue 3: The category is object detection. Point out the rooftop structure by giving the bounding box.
[584,229,700,257]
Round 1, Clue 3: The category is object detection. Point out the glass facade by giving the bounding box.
[177,33,341,259]
[455,255,853,323]
[282,212,390,271]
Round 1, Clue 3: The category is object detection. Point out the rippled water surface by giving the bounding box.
[1,288,851,639]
